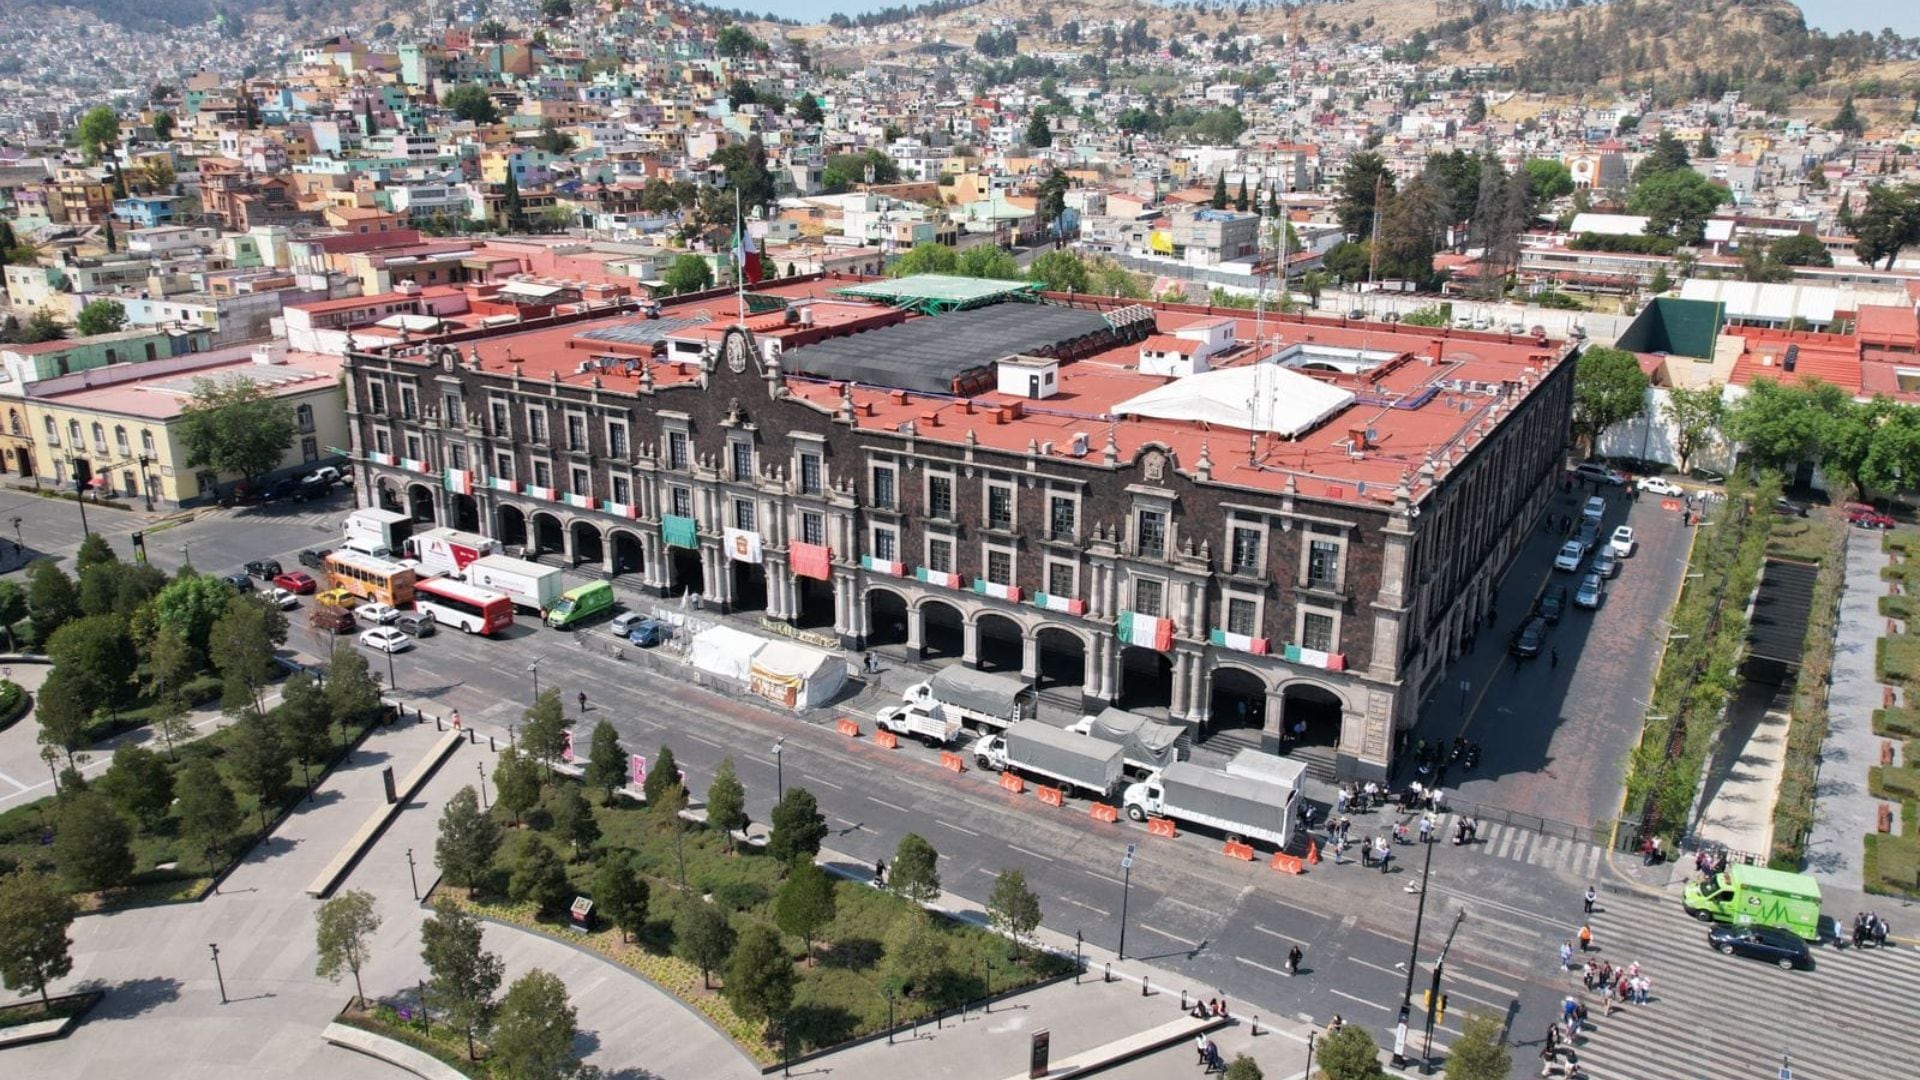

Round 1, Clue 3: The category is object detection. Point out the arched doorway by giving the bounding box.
[920,599,964,660]
[866,589,908,647]
[530,511,564,557]
[497,504,528,549]
[1035,627,1086,694]
[569,519,604,568]
[377,479,403,513]
[1280,682,1344,749]
[668,546,704,596]
[793,575,835,629]
[974,612,1023,672]
[731,559,768,613]
[449,493,480,532]
[1208,666,1270,751]
[405,483,437,524]
[609,529,644,576]
[1117,646,1173,713]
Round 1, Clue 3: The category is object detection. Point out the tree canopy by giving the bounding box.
[176,377,295,485]
[1571,346,1650,453]
[442,85,499,125]
[75,300,128,337]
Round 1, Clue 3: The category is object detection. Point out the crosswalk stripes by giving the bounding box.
[1547,888,1919,1080]
[1370,812,1607,878]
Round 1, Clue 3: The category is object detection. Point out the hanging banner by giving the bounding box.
[1032,592,1088,616]
[973,579,1024,603]
[604,501,639,519]
[661,514,699,549]
[1209,628,1271,655]
[1283,644,1346,671]
[1116,611,1173,651]
[915,566,963,590]
[443,468,474,496]
[860,554,905,577]
[724,527,764,563]
[562,491,597,510]
[789,540,832,581]
[488,475,517,492]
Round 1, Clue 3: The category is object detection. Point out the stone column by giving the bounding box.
[1169,650,1190,721]
[1020,632,1040,684]
[907,598,926,658]
[1187,655,1211,727]
[1264,689,1286,755]
[961,616,980,668]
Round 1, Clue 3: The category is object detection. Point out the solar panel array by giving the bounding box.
[784,304,1117,394]
[576,315,714,347]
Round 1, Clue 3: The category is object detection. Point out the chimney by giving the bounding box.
[1347,425,1371,450]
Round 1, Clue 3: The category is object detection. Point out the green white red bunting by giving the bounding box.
[604,501,639,519]
[400,457,431,474]
[562,492,596,510]
[915,566,962,590]
[525,485,557,502]
[1208,628,1270,654]
[368,451,395,466]
[443,468,474,496]
[1117,611,1173,650]
[972,578,1023,603]
[860,555,904,576]
[1283,644,1346,671]
[487,476,516,492]
[1031,592,1087,616]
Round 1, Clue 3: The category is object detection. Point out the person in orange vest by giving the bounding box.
[1578,923,1594,953]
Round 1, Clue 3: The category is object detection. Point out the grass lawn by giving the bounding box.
[1766,517,1829,563]
[79,673,224,746]
[336,1002,486,1079]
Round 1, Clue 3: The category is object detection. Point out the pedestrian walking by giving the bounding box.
[1418,815,1433,843]
[578,690,588,715]
[1560,940,1573,970]
[450,709,461,729]
[1287,944,1303,976]
[1578,923,1593,953]
[1195,1033,1210,1066]
[1378,841,1394,874]
[874,858,887,887]
[1583,886,1596,915]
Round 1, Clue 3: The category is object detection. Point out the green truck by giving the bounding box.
[1682,864,1823,941]
[545,581,615,629]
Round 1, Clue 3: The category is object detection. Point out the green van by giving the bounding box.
[545,581,615,629]
[1682,864,1823,941]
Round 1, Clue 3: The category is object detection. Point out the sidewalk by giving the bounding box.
[1807,530,1884,890]
[1690,679,1790,859]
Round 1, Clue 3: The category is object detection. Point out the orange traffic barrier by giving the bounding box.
[1224,840,1255,862]
[875,730,898,750]
[1090,803,1119,824]
[1307,840,1320,865]
[1660,498,1682,512]
[939,751,965,773]
[835,718,860,738]
[1036,785,1064,807]
[999,771,1026,794]
[1147,816,1177,839]
[1270,853,1303,874]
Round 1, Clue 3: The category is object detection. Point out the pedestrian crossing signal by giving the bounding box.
[1436,993,1448,1023]
[1423,991,1449,1022]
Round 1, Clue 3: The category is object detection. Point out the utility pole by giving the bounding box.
[1117,843,1135,960]
[1422,910,1467,1073]
[1392,828,1439,1068]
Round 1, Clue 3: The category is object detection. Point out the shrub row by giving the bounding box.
[1768,513,1847,868]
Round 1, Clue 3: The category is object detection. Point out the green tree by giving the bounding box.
[882,908,948,997]
[1028,249,1090,293]
[767,787,827,865]
[436,786,503,894]
[99,743,173,829]
[1768,233,1833,267]
[150,572,228,655]
[77,561,125,618]
[889,833,941,904]
[210,596,286,714]
[1236,176,1250,213]
[1090,256,1147,299]
[1316,1022,1387,1079]
[177,376,297,485]
[15,311,66,345]
[583,720,625,804]
[1571,345,1649,455]
[1323,240,1372,283]
[705,757,748,852]
[1831,96,1866,138]
[1851,184,1920,270]
[591,854,648,943]
[0,580,26,651]
[1440,1014,1511,1080]
[1026,112,1053,148]
[494,748,543,825]
[1334,151,1394,238]
[74,299,127,337]
[663,253,713,295]
[1628,168,1728,243]
[490,969,580,1079]
[724,922,796,1022]
[1523,159,1575,210]
[314,889,381,1007]
[152,112,175,141]
[55,790,135,892]
[1631,132,1692,186]
[74,532,117,575]
[442,85,499,125]
[890,242,957,277]
[987,868,1042,950]
[0,869,76,1005]
[642,744,681,807]
[716,25,761,58]
[46,614,138,713]
[674,899,736,989]
[277,671,332,788]
[175,757,241,862]
[794,95,824,125]
[509,836,574,916]
[25,559,79,639]
[325,641,383,731]
[954,244,1022,280]
[774,860,836,965]
[74,105,120,162]
[227,709,291,826]
[33,673,89,767]
[151,694,195,762]
[1211,171,1228,210]
[821,148,899,193]
[540,0,573,19]
[519,689,567,776]
[1662,383,1726,473]
[420,900,504,1060]
[551,785,601,861]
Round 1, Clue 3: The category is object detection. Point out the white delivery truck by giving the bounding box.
[343,508,414,558]
[1068,707,1185,776]
[1122,760,1298,851]
[464,554,566,614]
[406,527,501,578]
[900,667,1038,732]
[875,702,964,747]
[975,720,1126,800]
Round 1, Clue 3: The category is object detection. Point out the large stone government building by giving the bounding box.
[342,275,1575,779]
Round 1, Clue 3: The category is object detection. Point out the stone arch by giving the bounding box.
[376,476,403,513]
[448,492,480,532]
[405,482,437,524]
[1207,662,1273,747]
[1033,623,1090,694]
[496,502,529,549]
[569,517,604,568]
[1276,676,1353,751]
[608,528,644,576]
[529,510,565,557]
[973,609,1025,673]
[864,585,911,647]
[916,596,965,660]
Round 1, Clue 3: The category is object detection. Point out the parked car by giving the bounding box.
[395,611,437,637]
[1572,462,1625,486]
[259,478,299,503]
[314,588,359,610]
[1577,521,1601,549]
[311,604,356,633]
[1589,548,1619,579]
[1509,616,1549,658]
[1575,573,1604,610]
[273,571,317,594]
[298,548,332,570]
[1688,466,1726,483]
[245,559,283,579]
[267,587,301,610]
[1610,526,1637,557]
[292,480,333,503]
[610,612,650,638]
[304,466,342,486]
[1536,585,1569,623]
[1707,924,1813,971]
[355,602,400,625]
[1849,507,1896,530]
[1773,497,1810,518]
[627,618,671,647]
[359,627,413,654]
[1636,476,1684,496]
[222,573,254,591]
[1554,541,1587,572]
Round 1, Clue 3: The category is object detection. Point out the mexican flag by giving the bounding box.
[1209,628,1270,655]
[562,492,596,510]
[733,216,762,285]
[1117,612,1172,651]
[443,468,473,496]
[488,475,516,493]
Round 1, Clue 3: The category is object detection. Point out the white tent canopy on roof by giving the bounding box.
[1111,363,1355,438]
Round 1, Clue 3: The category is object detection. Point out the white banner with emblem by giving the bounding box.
[724,527,764,564]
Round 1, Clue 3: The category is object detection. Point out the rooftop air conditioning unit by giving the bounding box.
[1070,432,1090,457]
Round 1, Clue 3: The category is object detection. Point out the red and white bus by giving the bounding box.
[413,576,515,636]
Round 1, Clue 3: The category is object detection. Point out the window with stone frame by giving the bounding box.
[611,475,631,506]
[666,430,689,470]
[489,399,508,435]
[533,460,553,487]
[985,482,1015,530]
[405,435,422,459]
[442,393,462,427]
[730,439,753,481]
[670,485,692,519]
[494,452,512,480]
[374,430,391,455]
[1301,610,1336,652]
[400,386,418,419]
[367,382,387,414]
[1230,525,1264,574]
[1226,595,1259,637]
[567,414,588,452]
[1307,537,1342,588]
[450,444,467,470]
[1136,509,1167,558]
[985,547,1013,585]
[1048,494,1077,540]
[871,464,897,509]
[570,467,589,495]
[1046,559,1077,598]
[801,510,826,546]
[927,536,954,573]
[927,473,953,520]
[607,420,629,459]
[526,408,547,444]
[798,450,823,494]
[1133,577,1164,617]
[873,525,898,562]
[734,497,755,531]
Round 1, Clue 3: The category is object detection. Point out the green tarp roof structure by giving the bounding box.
[833,274,1042,314]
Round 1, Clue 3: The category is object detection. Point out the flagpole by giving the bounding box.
[735,187,747,330]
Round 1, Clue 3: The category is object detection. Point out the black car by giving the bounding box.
[1509,615,1549,658]
[298,548,332,570]
[1536,585,1569,623]
[259,478,300,503]
[221,573,255,592]
[245,559,283,579]
[1708,924,1813,970]
[291,479,333,502]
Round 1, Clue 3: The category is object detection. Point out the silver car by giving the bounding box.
[1575,573,1604,609]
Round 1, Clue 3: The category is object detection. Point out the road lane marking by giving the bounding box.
[867,796,909,813]
[1236,956,1291,978]
[1139,924,1198,947]
[1061,897,1111,917]
[1007,843,1055,862]
[681,732,724,749]
[0,769,25,793]
[938,820,981,837]
[1328,988,1390,1012]
[1084,869,1123,886]
[809,777,846,791]
[1159,895,1213,917]
[1348,956,1401,978]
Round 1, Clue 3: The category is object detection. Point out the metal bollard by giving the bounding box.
[1251,1016,1260,1036]
[467,729,475,745]
[489,736,497,751]
[1182,990,1189,1011]
[1142,976,1149,997]
[1104,963,1112,983]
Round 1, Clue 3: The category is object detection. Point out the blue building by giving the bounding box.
[112,196,179,228]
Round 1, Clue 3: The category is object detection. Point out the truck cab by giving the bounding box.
[546,581,615,629]
[1682,864,1823,941]
[876,703,962,747]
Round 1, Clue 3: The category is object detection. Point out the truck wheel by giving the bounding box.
[1126,805,1147,822]
[920,735,940,749]
[975,757,992,771]
[1690,908,1714,923]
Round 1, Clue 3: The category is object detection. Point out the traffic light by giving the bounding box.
[1435,993,1449,1024]
[130,531,147,564]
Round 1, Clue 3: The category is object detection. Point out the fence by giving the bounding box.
[1433,793,1635,851]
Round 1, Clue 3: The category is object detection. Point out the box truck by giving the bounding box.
[900,667,1037,731]
[975,721,1125,799]
[874,703,964,747]
[406,527,501,578]
[1068,708,1185,776]
[343,508,413,558]
[465,554,566,614]
[1122,761,1298,850]
[546,581,615,629]
[1683,864,1823,941]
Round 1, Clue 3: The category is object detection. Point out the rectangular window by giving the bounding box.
[798,451,822,494]
[567,415,588,452]
[1308,539,1342,588]
[1231,527,1263,574]
[1046,560,1076,598]
[367,382,387,414]
[373,429,392,454]
[1133,578,1163,617]
[667,430,689,470]
[608,421,628,458]
[927,537,954,573]
[985,548,1013,586]
[873,526,897,561]
[443,393,463,427]
[1227,596,1258,637]
[986,483,1014,531]
[731,440,753,481]
[494,452,512,480]
[801,511,826,546]
[928,474,953,520]
[533,460,553,487]
[611,475,631,505]
[570,467,589,495]
[1302,611,1335,652]
[450,444,467,469]
[670,486,692,518]
[490,399,508,434]
[1049,495,1076,541]
[734,498,756,530]
[301,436,319,463]
[871,465,896,509]
[400,387,417,419]
[405,435,423,459]
[1136,509,1167,557]
[527,408,547,443]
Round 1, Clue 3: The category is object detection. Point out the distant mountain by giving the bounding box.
[14,0,353,33]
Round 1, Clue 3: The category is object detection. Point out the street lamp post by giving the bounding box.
[1118,843,1136,960]
[476,761,488,809]
[1392,827,1440,1068]
[527,657,544,702]
[209,943,228,1005]
[383,643,397,693]
[180,543,191,569]
[406,847,419,901]
[1421,910,1467,1074]
[885,988,895,1045]
[1306,1031,1316,1080]
[772,736,786,799]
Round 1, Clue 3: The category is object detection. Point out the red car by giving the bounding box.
[1848,508,1896,530]
[273,570,318,594]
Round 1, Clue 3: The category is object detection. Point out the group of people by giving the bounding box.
[1540,1021,1586,1077]
[1851,911,1891,949]
[1578,959,1652,1008]
[1192,1032,1225,1073]
[1333,781,1383,814]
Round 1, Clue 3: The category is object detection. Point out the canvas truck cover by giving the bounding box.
[748,639,848,710]
[1085,708,1183,771]
[689,626,765,684]
[1158,762,1293,843]
[1223,750,1308,793]
[927,666,1035,720]
[1004,721,1124,791]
